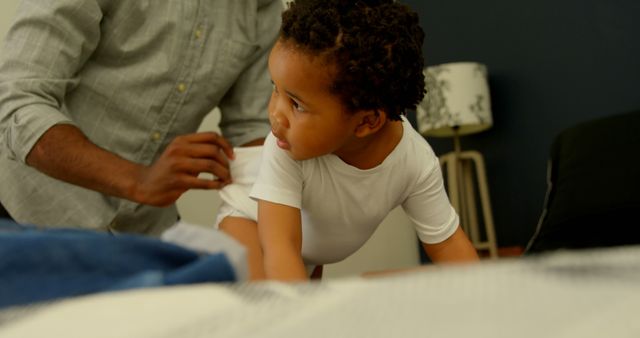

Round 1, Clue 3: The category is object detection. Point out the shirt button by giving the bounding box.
[177,83,187,93]
[195,29,202,39]
[152,132,161,141]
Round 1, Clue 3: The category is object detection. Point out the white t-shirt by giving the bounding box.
[250,117,458,266]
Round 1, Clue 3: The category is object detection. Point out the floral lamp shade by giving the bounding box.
[416,62,493,137]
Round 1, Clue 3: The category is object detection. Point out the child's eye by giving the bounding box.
[292,100,306,112]
[271,81,278,95]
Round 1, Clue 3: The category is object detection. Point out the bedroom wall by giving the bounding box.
[404,0,640,247]
[0,0,421,278]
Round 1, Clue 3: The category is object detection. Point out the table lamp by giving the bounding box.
[416,62,498,258]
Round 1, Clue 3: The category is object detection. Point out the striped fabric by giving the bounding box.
[0,0,280,234]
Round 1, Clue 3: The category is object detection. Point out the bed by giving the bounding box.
[1,240,639,338]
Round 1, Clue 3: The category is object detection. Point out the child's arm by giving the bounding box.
[257,199,308,281]
[422,226,480,263]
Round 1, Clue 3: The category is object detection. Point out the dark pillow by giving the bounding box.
[526,110,640,253]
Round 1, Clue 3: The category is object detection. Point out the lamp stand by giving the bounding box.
[440,131,499,259]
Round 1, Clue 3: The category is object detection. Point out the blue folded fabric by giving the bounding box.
[0,219,237,309]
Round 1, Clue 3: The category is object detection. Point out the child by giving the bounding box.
[216,0,479,281]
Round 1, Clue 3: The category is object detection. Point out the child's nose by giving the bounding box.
[270,110,289,130]
[269,100,290,129]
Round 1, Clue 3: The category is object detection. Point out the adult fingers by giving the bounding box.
[177,132,234,160]
[179,158,231,183]
[180,143,230,168]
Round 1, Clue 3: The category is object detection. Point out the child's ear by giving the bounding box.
[354,110,386,137]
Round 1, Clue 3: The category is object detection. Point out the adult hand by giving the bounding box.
[132,132,234,207]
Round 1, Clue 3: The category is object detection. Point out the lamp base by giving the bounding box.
[439,150,499,258]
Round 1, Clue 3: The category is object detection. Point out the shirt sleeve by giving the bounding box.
[402,157,460,244]
[0,0,103,162]
[217,0,282,147]
[249,133,303,209]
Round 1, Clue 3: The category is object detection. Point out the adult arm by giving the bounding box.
[27,125,233,207]
[0,0,234,206]
[257,200,308,281]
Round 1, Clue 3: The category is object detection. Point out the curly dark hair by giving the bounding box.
[280,0,425,121]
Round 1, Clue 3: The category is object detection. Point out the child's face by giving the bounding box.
[267,40,363,161]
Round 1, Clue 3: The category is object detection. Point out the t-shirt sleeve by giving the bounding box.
[402,158,459,244]
[249,133,303,209]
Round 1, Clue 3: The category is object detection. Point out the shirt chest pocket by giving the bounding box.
[199,37,260,97]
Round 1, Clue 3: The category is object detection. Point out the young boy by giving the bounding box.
[216,0,479,281]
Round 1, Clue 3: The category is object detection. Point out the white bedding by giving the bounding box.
[1,246,639,338]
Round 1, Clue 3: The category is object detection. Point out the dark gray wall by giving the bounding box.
[404,0,640,247]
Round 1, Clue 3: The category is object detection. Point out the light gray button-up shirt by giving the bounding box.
[0,0,281,235]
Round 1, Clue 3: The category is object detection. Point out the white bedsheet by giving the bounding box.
[1,246,639,338]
